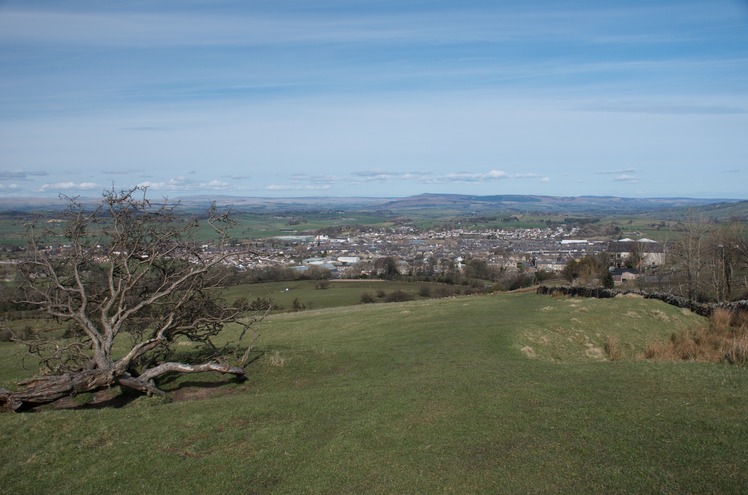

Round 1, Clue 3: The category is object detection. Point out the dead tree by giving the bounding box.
[0,187,260,411]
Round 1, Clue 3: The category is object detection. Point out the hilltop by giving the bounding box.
[1,291,746,493]
[0,193,743,217]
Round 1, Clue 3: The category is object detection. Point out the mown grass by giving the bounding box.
[1,292,747,494]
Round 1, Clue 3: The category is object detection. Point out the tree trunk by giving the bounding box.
[0,362,247,412]
[0,369,115,412]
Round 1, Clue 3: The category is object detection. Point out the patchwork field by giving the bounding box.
[1,292,746,494]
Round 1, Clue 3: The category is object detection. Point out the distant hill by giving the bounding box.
[663,199,748,221]
[378,193,739,215]
[0,193,742,217]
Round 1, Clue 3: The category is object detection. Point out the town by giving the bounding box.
[226,224,664,287]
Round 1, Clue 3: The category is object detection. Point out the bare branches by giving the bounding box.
[5,186,261,411]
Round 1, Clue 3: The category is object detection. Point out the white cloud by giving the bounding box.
[203,180,232,189]
[0,170,49,180]
[613,174,639,183]
[265,184,331,192]
[352,170,431,183]
[429,170,542,183]
[599,168,637,175]
[290,174,342,184]
[39,181,97,192]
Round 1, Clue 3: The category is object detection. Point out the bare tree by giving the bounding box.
[669,215,714,303]
[0,187,260,412]
[712,222,748,301]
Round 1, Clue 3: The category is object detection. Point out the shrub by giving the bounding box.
[248,297,276,312]
[711,307,733,333]
[644,311,748,366]
[722,332,748,366]
[360,292,376,304]
[385,290,415,303]
[292,298,308,311]
[604,335,622,361]
[62,323,84,339]
[432,286,456,298]
[0,327,12,342]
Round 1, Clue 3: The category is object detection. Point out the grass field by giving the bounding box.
[1,292,747,494]
[222,279,456,311]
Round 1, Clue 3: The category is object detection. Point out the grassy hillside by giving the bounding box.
[1,292,747,494]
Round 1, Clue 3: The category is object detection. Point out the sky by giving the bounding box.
[1,0,747,200]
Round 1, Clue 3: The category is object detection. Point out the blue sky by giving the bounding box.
[1,0,747,199]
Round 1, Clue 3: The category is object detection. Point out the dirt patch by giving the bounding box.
[50,387,137,410]
[520,346,536,358]
[169,381,246,402]
[650,309,670,321]
[617,293,643,298]
[44,380,246,410]
[584,343,606,360]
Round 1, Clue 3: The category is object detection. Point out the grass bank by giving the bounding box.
[1,292,746,494]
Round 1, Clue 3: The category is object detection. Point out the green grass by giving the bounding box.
[1,293,747,494]
[222,279,447,311]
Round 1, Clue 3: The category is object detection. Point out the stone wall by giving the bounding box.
[536,286,748,318]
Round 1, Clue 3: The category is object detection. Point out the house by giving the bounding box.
[611,267,640,285]
[607,239,664,269]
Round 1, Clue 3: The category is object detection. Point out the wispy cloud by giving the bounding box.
[2,2,739,50]
[137,177,236,192]
[599,168,637,175]
[431,170,546,184]
[290,174,342,185]
[613,175,639,183]
[576,101,748,115]
[0,8,644,48]
[38,181,98,192]
[1,1,746,200]
[265,184,331,192]
[351,169,547,185]
[0,170,49,180]
[602,167,639,184]
[103,168,144,176]
[351,170,431,183]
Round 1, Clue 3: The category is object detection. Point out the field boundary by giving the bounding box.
[536,285,748,317]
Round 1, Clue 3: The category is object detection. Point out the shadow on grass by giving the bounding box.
[44,372,253,411]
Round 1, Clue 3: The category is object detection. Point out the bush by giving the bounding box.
[248,297,276,311]
[0,325,34,342]
[384,290,415,303]
[722,332,748,366]
[62,323,84,339]
[711,307,733,332]
[360,292,376,304]
[418,286,432,298]
[292,298,308,311]
[644,310,748,366]
[604,335,622,361]
[432,286,456,298]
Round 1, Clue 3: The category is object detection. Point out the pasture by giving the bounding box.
[1,292,746,494]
